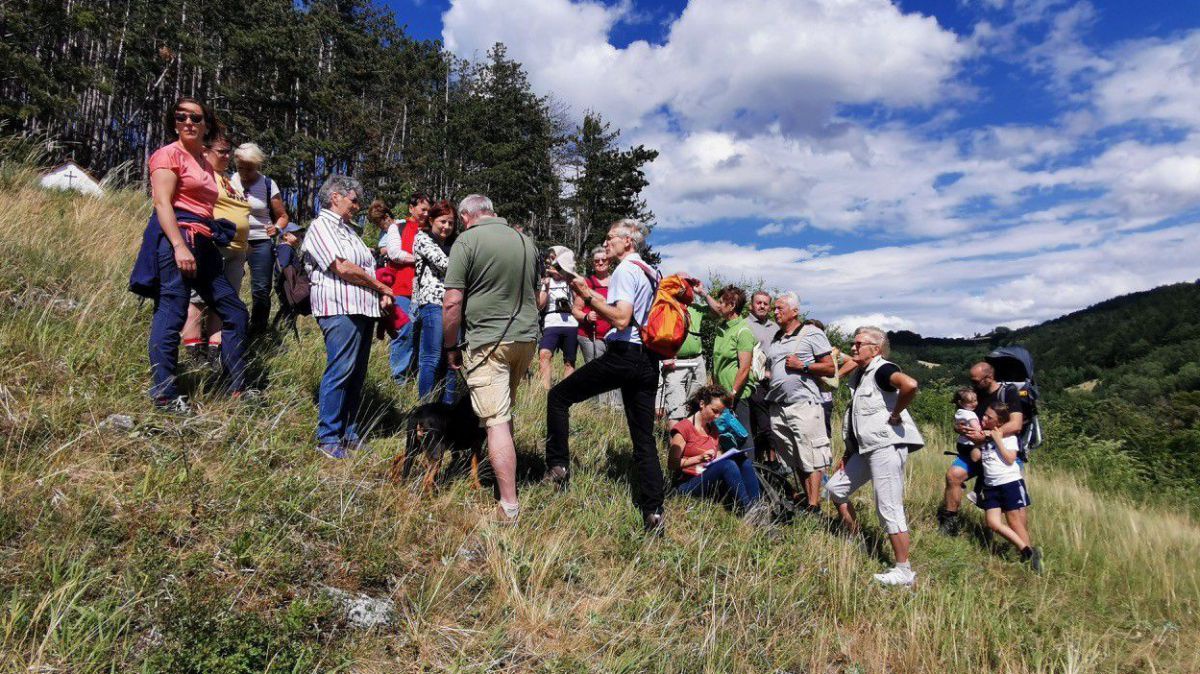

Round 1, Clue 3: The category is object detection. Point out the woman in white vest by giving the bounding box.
[825,326,924,587]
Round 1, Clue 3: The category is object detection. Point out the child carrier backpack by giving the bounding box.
[985,345,1044,459]
[629,261,694,359]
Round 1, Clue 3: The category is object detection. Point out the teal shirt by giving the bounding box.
[713,316,758,400]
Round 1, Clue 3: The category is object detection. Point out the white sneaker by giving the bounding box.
[873,565,916,587]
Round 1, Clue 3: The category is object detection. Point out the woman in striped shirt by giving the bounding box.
[301,175,395,458]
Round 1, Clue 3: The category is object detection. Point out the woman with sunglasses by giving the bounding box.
[129,97,249,414]
[572,245,620,407]
[180,133,252,367]
[824,326,924,587]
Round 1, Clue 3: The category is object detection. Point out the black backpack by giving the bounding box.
[986,346,1044,459]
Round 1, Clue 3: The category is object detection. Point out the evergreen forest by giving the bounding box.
[1,0,657,253]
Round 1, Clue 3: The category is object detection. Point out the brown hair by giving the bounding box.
[718,286,748,315]
[166,97,219,143]
[953,387,977,407]
[425,200,458,239]
[989,401,1012,423]
[366,199,393,228]
[686,384,730,416]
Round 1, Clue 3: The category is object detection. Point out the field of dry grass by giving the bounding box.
[0,161,1197,672]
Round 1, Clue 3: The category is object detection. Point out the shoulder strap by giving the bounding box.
[628,259,661,291]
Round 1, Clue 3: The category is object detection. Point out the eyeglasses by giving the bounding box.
[851,341,879,348]
[606,233,628,242]
[174,112,205,124]
[210,147,231,156]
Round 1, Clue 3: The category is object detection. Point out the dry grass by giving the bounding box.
[0,165,1197,672]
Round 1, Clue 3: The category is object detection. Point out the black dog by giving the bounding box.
[390,396,487,492]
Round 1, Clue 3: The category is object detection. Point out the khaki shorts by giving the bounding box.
[657,357,707,421]
[462,340,536,427]
[769,399,832,473]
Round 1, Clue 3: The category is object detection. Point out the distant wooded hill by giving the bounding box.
[889,281,1200,512]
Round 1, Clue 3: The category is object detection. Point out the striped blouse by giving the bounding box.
[301,208,382,318]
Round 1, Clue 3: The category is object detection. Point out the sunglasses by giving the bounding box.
[174,112,205,124]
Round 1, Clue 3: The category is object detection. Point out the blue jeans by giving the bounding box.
[676,454,762,510]
[316,314,373,445]
[148,233,248,400]
[388,295,416,384]
[246,238,275,333]
[416,303,455,403]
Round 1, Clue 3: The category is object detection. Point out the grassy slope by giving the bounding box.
[0,170,1197,673]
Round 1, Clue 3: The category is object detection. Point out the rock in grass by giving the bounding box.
[100,414,136,431]
[321,585,395,629]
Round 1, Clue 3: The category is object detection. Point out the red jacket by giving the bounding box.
[374,267,411,333]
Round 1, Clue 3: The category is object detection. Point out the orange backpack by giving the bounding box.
[629,261,695,358]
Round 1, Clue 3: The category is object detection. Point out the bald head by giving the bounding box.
[969,362,996,394]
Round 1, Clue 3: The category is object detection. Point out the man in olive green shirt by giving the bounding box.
[656,304,707,420]
[443,194,538,524]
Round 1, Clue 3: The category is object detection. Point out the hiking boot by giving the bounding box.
[184,343,209,368]
[642,510,665,537]
[873,565,916,587]
[231,388,263,402]
[543,465,570,492]
[316,443,348,459]
[492,502,520,527]
[937,509,961,536]
[154,395,193,417]
[1022,546,1044,573]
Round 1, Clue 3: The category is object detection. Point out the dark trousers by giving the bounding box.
[246,238,275,334]
[149,233,248,400]
[732,398,757,455]
[546,341,663,515]
[748,382,773,454]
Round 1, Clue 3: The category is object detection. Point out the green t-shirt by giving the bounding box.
[713,316,758,400]
[677,305,705,359]
[443,216,539,347]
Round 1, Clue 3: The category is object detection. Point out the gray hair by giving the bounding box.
[317,174,366,208]
[590,245,606,259]
[234,142,266,166]
[609,218,647,251]
[853,325,890,355]
[775,291,799,310]
[458,194,495,219]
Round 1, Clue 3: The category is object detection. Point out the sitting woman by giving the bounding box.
[669,384,762,512]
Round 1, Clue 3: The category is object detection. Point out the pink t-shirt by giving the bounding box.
[148,142,218,219]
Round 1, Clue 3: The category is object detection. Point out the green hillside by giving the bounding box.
[1,164,1198,672]
[885,283,1200,513]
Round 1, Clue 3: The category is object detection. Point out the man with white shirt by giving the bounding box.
[545,219,666,534]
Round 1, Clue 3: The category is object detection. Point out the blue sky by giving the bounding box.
[383,0,1200,336]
